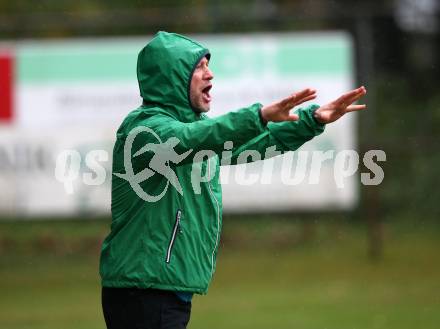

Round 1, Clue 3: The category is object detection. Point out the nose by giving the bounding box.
[205,67,214,80]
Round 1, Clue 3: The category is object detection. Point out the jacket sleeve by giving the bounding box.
[132,103,267,166]
[224,104,326,165]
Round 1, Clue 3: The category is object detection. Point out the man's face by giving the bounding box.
[189,56,214,112]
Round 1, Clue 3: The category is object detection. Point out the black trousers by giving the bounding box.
[102,287,191,329]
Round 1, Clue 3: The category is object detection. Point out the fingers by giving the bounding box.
[346,86,366,104]
[346,104,367,112]
[336,86,367,106]
[297,93,317,104]
[295,88,317,104]
[294,88,317,100]
[283,88,317,108]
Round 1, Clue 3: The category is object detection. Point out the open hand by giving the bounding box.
[261,88,317,122]
[314,86,367,124]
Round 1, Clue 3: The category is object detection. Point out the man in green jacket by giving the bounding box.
[100,31,366,329]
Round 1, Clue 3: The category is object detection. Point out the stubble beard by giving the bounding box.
[191,94,210,113]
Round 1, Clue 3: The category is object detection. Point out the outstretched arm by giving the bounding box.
[130,88,317,165]
[223,86,368,165]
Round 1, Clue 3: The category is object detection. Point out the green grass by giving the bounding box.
[0,218,439,329]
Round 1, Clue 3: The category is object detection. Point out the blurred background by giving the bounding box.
[0,1,439,329]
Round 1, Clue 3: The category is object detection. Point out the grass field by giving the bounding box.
[0,217,439,329]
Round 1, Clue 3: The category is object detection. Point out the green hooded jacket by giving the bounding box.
[99,31,325,294]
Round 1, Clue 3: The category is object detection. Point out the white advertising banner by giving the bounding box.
[0,33,357,217]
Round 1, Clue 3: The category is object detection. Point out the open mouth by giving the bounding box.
[202,85,212,103]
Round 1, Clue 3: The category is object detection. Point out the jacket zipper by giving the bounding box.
[206,158,220,276]
[165,209,182,264]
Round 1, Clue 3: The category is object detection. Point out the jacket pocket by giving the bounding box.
[165,209,182,264]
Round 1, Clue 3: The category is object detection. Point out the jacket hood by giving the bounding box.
[137,31,210,123]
